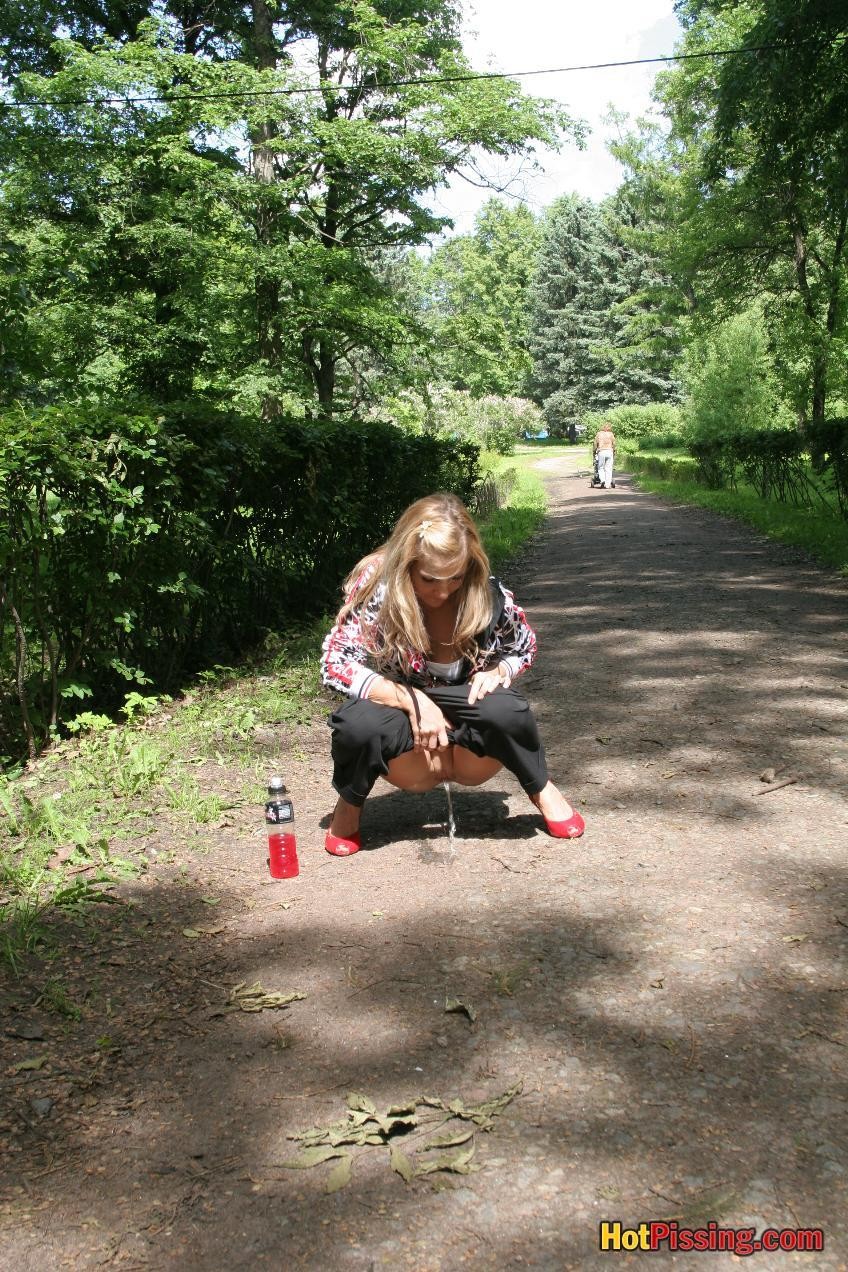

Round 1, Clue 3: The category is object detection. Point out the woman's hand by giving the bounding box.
[467,663,510,705]
[408,690,451,752]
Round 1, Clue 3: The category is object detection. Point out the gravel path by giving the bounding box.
[3,457,847,1270]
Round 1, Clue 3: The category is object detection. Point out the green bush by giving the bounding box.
[381,388,544,456]
[626,452,701,482]
[583,403,684,446]
[807,417,848,518]
[0,403,479,761]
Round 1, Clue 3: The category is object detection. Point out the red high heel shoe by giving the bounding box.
[325,829,361,857]
[543,808,585,839]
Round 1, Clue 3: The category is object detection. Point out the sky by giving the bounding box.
[429,0,683,236]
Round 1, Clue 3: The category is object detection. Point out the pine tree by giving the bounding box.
[528,195,616,436]
[529,193,680,437]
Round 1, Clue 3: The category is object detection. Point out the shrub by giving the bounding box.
[681,310,790,442]
[583,403,684,446]
[381,388,543,456]
[0,404,479,761]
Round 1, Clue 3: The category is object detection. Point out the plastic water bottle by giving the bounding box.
[265,777,299,879]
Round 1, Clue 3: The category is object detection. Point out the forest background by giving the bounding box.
[1,0,847,769]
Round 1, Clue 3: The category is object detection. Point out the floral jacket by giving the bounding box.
[320,572,538,699]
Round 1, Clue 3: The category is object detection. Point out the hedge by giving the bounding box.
[0,404,479,760]
[624,420,848,517]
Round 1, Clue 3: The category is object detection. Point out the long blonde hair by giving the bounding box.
[338,493,492,672]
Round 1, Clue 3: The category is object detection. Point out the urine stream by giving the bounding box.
[442,781,457,851]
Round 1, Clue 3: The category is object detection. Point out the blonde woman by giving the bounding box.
[320,493,584,855]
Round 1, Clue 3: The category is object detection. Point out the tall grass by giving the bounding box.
[477,459,547,572]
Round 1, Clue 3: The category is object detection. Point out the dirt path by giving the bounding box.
[3,460,848,1271]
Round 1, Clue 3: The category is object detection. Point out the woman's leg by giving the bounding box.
[425,684,577,820]
[327,699,413,836]
[328,699,464,835]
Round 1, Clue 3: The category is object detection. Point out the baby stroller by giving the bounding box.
[590,453,615,489]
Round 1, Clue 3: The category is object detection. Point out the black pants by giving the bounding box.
[328,682,549,807]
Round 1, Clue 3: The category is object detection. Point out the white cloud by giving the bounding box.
[427,0,682,235]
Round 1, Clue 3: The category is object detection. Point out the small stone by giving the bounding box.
[31,1098,54,1118]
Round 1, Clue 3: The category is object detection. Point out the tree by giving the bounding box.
[1,1,576,416]
[420,197,542,397]
[644,0,848,422]
[528,193,677,436]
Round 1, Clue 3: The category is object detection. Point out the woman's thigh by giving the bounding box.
[384,747,502,791]
[452,749,502,787]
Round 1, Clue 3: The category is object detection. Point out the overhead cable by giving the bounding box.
[0,43,798,112]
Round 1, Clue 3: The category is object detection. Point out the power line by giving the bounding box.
[1,43,796,112]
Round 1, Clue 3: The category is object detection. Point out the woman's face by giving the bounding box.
[410,551,467,610]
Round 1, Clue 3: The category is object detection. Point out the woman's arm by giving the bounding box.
[487,583,538,684]
[320,587,450,748]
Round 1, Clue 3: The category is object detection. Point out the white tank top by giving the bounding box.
[425,657,464,682]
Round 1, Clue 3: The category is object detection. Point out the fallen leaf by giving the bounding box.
[389,1145,414,1183]
[13,1057,47,1073]
[346,1093,377,1115]
[420,1127,474,1151]
[209,982,306,1015]
[282,1147,348,1169]
[200,896,221,906]
[445,997,477,1023]
[782,934,809,944]
[596,736,612,745]
[182,928,202,939]
[325,1154,353,1193]
[650,978,665,989]
[415,1145,479,1178]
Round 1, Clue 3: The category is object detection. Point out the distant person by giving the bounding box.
[593,421,616,490]
[319,493,585,855]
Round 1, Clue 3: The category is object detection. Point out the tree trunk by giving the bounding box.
[251,0,283,420]
[792,220,828,424]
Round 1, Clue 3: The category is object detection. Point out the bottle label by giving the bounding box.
[265,799,294,825]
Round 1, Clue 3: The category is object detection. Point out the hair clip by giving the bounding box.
[418,519,433,534]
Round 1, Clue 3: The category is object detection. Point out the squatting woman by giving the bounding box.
[319,493,584,855]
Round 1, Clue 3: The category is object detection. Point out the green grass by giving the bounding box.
[0,624,326,972]
[630,470,848,575]
[477,454,548,571]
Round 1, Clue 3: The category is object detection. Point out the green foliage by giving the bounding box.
[529,193,680,437]
[0,402,479,761]
[641,1,848,423]
[1,2,574,418]
[682,310,790,443]
[583,403,684,447]
[381,388,544,456]
[419,198,544,397]
[476,464,546,574]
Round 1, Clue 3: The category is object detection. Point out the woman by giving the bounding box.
[319,493,584,855]
[593,421,616,490]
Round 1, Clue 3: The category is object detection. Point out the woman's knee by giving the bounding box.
[476,688,535,736]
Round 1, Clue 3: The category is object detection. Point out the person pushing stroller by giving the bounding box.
[592,421,617,490]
